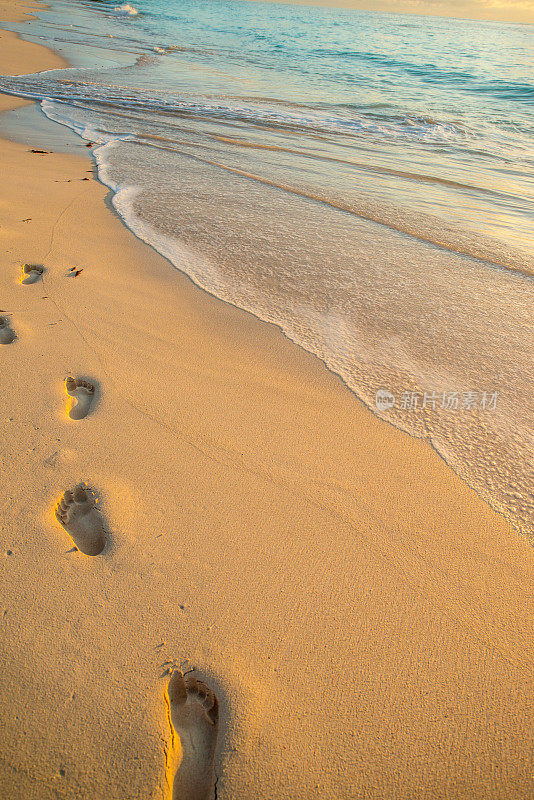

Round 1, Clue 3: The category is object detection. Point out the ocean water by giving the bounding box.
[1,0,532,536]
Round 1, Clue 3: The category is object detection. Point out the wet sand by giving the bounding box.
[0,3,533,798]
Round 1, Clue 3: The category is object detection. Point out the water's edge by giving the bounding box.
[1,6,529,542]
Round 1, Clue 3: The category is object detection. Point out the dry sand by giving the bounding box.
[0,3,533,798]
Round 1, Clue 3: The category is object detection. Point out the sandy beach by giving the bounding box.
[0,3,533,798]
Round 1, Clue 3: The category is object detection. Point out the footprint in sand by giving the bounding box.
[168,671,219,800]
[21,264,45,285]
[65,377,95,420]
[0,316,15,344]
[55,483,107,556]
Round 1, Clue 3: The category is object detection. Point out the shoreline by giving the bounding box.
[1,3,533,800]
[2,0,531,540]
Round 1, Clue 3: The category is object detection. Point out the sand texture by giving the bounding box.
[0,4,533,799]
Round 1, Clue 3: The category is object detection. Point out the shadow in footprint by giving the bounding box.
[21,264,45,285]
[65,376,98,420]
[55,483,107,556]
[167,671,219,800]
[0,316,16,344]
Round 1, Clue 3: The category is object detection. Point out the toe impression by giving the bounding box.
[66,377,96,420]
[55,483,107,556]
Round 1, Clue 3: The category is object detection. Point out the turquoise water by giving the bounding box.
[5,0,534,254]
[0,0,533,536]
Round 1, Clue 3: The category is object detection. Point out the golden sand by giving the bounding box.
[0,3,532,798]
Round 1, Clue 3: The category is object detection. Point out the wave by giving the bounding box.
[128,140,534,278]
[89,138,534,539]
[312,48,534,102]
[114,3,138,16]
[208,134,529,202]
[0,74,471,146]
[33,89,534,279]
[0,67,529,276]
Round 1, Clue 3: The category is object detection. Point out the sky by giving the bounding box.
[252,0,534,23]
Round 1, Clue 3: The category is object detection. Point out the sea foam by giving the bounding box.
[114,4,138,16]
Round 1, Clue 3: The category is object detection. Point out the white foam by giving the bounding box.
[22,72,533,541]
[114,4,139,16]
[88,145,533,538]
[41,99,133,148]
